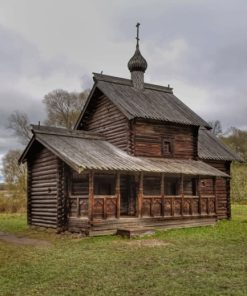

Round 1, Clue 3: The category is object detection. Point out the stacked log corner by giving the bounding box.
[27,146,59,229]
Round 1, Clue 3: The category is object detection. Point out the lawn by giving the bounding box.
[0,205,247,296]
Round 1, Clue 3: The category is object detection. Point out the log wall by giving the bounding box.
[132,120,198,159]
[81,95,130,151]
[28,146,59,228]
[202,160,231,219]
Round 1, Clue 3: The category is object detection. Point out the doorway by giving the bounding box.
[120,175,137,217]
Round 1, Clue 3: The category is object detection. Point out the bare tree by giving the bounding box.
[43,89,89,129]
[8,111,32,145]
[2,150,27,193]
[208,120,223,136]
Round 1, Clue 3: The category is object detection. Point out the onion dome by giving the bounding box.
[128,45,148,73]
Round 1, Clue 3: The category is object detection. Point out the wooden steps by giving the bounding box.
[117,227,155,238]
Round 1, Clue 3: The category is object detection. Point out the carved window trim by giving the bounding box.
[162,137,174,157]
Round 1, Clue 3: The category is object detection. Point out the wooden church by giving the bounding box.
[19,24,242,236]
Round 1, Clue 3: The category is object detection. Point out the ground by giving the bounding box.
[0,205,247,296]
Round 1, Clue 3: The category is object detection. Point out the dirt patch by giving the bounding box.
[0,232,52,247]
[124,239,171,247]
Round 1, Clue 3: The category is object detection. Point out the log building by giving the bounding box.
[19,25,242,235]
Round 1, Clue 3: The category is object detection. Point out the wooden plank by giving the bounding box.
[88,172,94,221]
[138,172,143,217]
[161,173,165,216]
[198,177,202,215]
[116,172,120,219]
[181,174,184,216]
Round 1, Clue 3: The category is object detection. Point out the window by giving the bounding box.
[94,174,116,195]
[165,178,180,195]
[162,138,173,156]
[184,178,197,196]
[143,175,161,195]
[70,171,89,196]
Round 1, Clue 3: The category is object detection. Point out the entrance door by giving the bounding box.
[120,175,137,217]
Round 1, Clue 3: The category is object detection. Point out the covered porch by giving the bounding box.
[67,169,222,234]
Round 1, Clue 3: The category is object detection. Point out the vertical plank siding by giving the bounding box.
[28,146,59,228]
[133,120,198,159]
[81,95,130,151]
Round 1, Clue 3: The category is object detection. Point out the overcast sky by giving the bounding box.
[0,0,247,180]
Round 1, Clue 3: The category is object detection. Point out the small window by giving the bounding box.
[162,138,173,156]
[143,175,161,196]
[94,174,116,195]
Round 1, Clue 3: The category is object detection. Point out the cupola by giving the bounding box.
[128,23,148,89]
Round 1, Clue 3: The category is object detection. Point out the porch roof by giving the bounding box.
[20,126,229,178]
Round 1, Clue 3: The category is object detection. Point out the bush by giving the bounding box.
[231,162,247,203]
[0,192,26,213]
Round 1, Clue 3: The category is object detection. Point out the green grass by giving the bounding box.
[0,205,247,296]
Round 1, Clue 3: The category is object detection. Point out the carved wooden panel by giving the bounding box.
[93,199,104,219]
[208,199,215,214]
[174,199,182,216]
[183,199,191,215]
[164,199,172,216]
[191,199,199,215]
[142,198,151,216]
[106,198,117,218]
[153,198,162,217]
[79,199,88,217]
[201,198,207,214]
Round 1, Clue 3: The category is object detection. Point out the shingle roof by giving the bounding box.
[198,128,243,162]
[20,126,228,178]
[75,73,211,129]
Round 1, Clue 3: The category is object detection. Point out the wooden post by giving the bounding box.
[181,174,184,216]
[198,176,202,215]
[161,173,165,217]
[213,177,217,215]
[88,172,94,221]
[103,197,107,219]
[138,172,143,218]
[116,172,120,219]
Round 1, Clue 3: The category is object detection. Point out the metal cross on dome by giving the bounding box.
[136,22,140,46]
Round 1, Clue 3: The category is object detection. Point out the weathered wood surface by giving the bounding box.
[132,120,198,159]
[81,95,130,151]
[204,160,231,219]
[28,146,58,228]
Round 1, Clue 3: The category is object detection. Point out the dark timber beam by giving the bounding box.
[88,172,94,221]
[116,172,120,219]
[138,172,143,217]
[161,173,165,216]
[213,177,217,216]
[180,174,184,216]
[198,176,202,215]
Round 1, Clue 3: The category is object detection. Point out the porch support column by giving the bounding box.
[88,172,94,221]
[137,172,143,218]
[213,177,217,216]
[198,176,202,215]
[161,173,165,217]
[116,172,120,219]
[180,174,184,216]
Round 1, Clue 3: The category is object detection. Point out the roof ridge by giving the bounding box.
[93,73,173,93]
[31,125,105,140]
